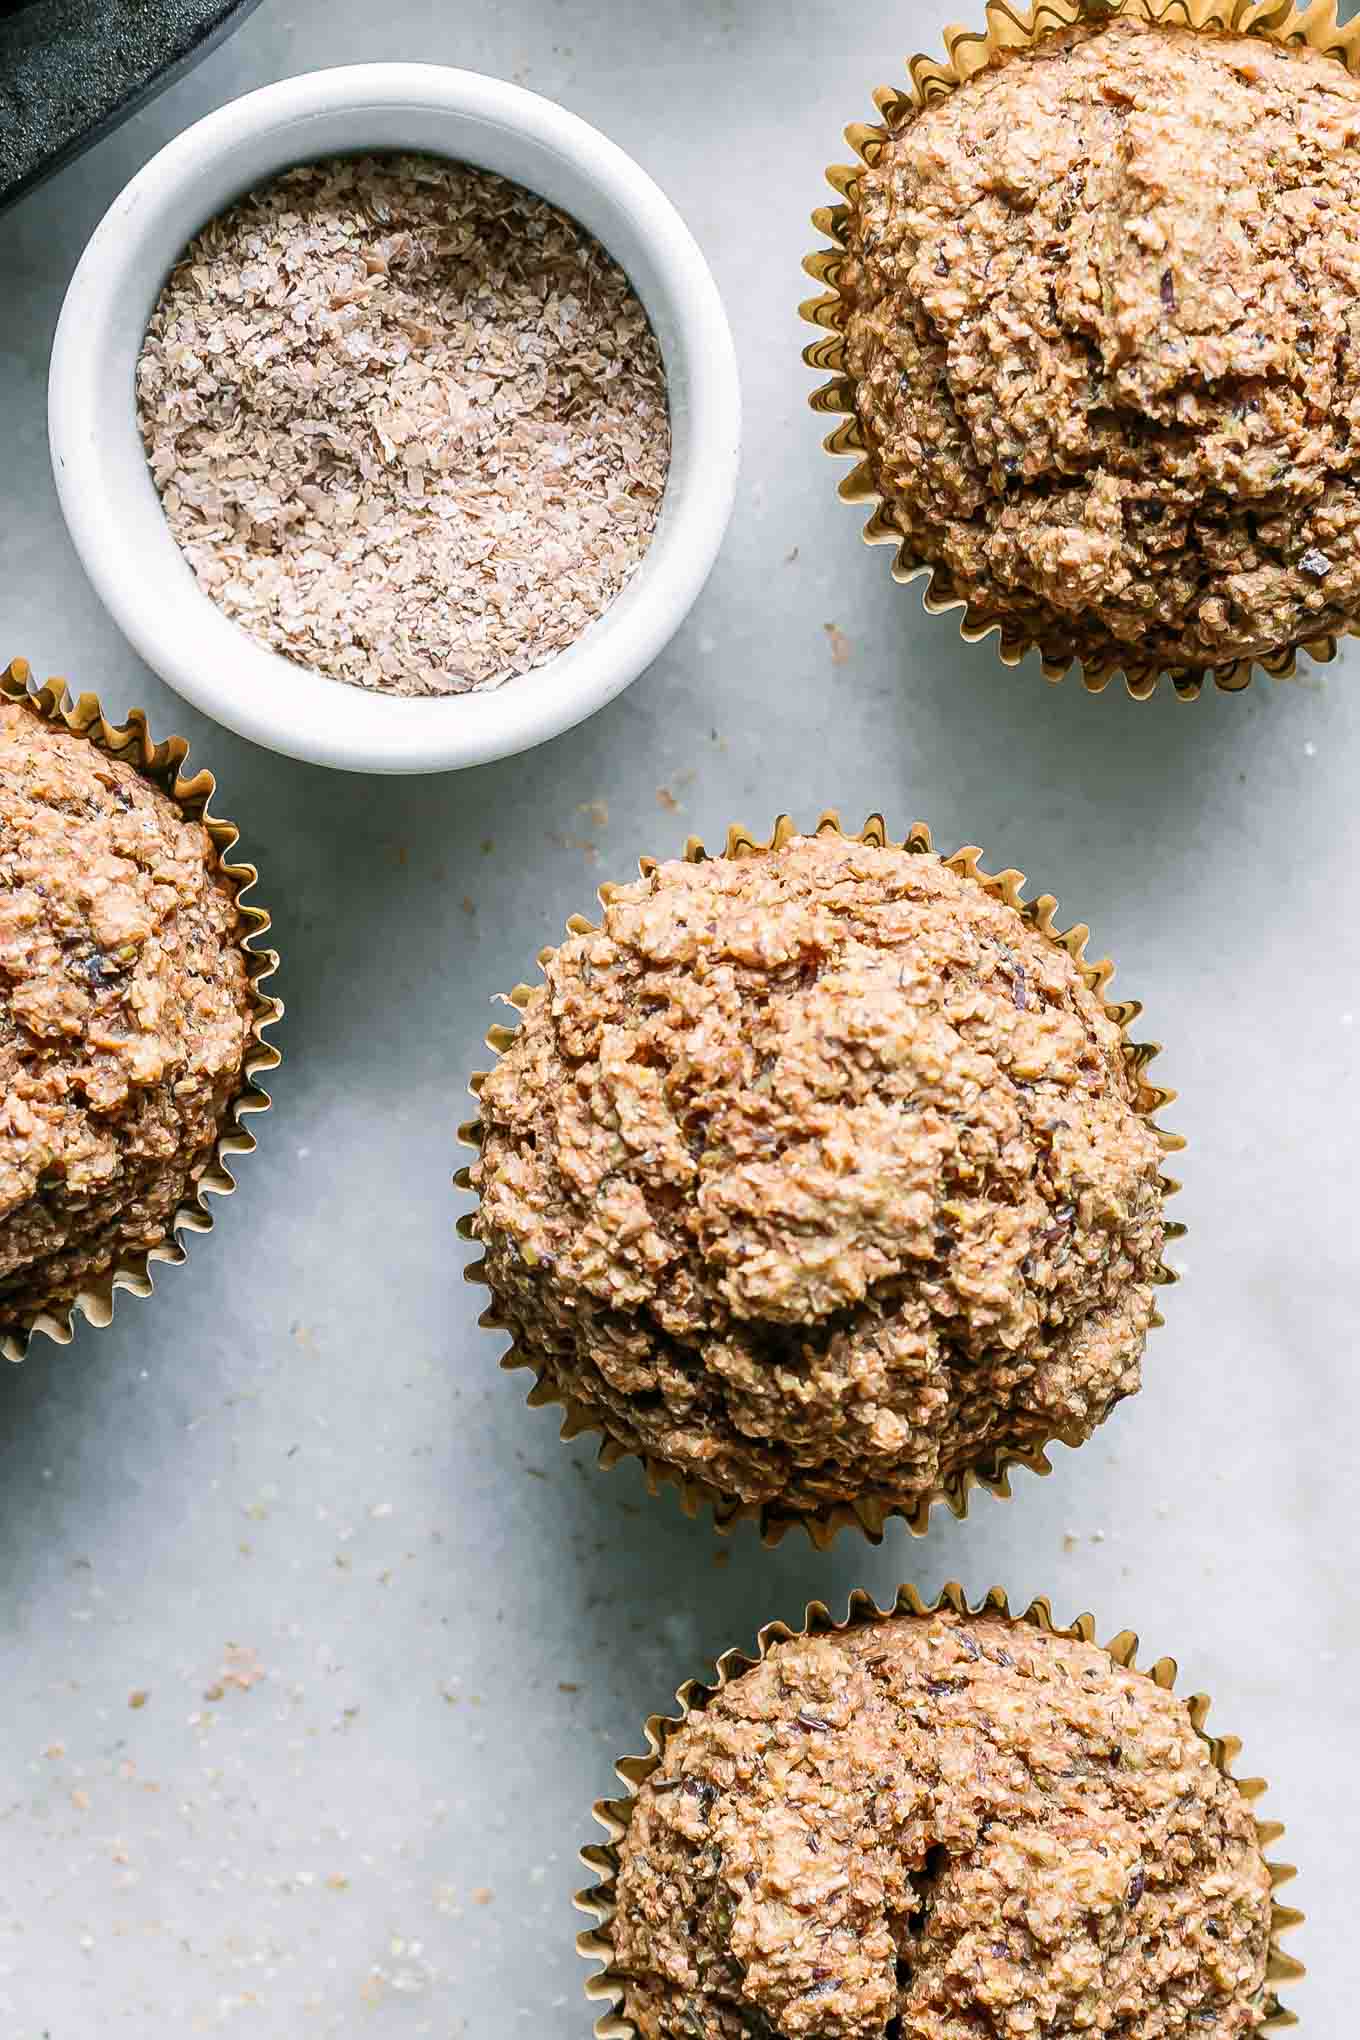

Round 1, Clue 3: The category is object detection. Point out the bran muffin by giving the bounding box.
[469,830,1167,1528]
[609,1606,1274,2040]
[838,15,1360,673]
[0,695,255,1338]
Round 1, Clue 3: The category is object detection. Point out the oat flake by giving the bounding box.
[136,154,671,697]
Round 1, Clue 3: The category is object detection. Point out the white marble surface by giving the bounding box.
[0,2,1351,2033]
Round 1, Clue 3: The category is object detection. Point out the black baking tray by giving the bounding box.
[0,0,265,215]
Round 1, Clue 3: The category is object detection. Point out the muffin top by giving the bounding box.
[842,17,1360,669]
[471,832,1165,1518]
[612,1608,1273,2040]
[0,700,253,1325]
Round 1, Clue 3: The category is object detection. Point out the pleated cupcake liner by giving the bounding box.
[801,0,1360,701]
[456,809,1182,1550]
[0,657,282,1360]
[577,1578,1304,2037]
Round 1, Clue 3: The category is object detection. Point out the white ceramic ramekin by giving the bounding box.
[49,64,741,774]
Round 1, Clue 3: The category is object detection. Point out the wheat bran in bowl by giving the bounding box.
[135,152,671,699]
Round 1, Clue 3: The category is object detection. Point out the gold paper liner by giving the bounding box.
[456,810,1184,1550]
[0,658,283,1361]
[801,0,1360,701]
[576,1581,1304,2036]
